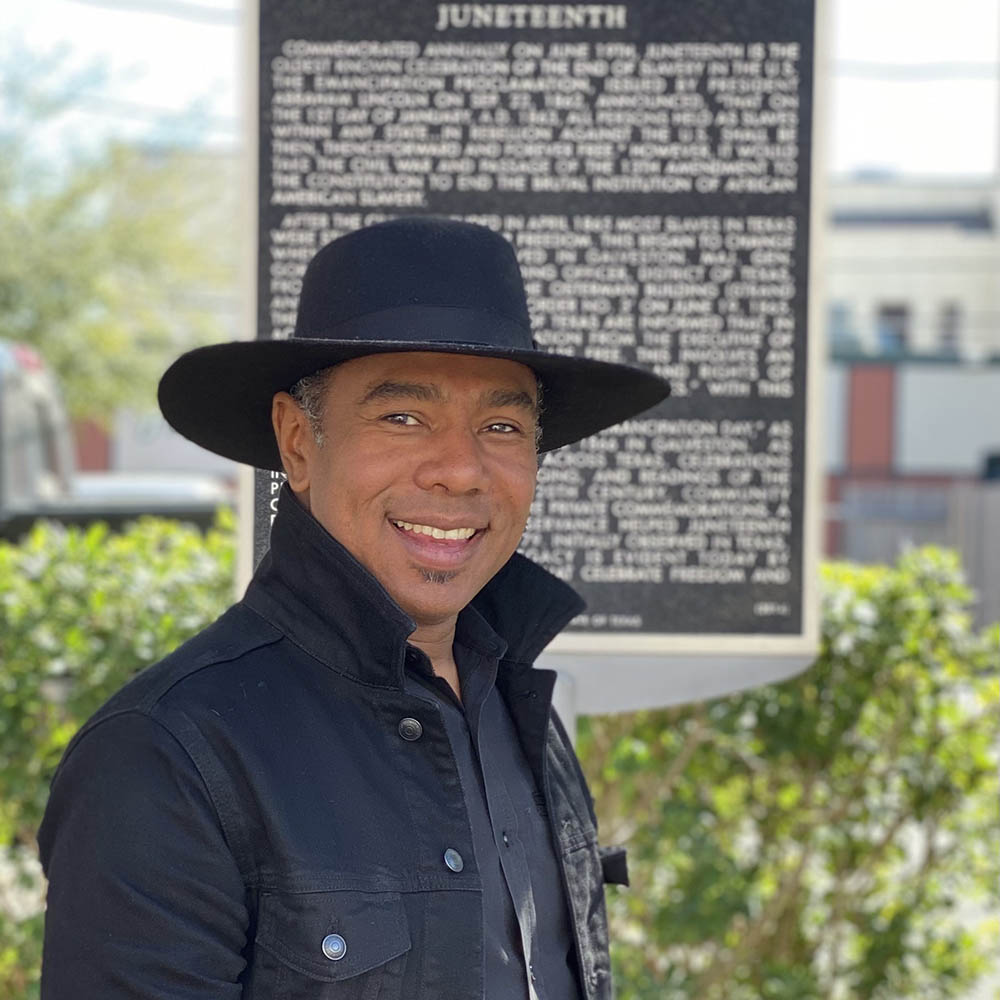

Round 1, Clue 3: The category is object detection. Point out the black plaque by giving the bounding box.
[253,0,816,639]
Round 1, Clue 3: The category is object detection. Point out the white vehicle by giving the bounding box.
[0,340,232,537]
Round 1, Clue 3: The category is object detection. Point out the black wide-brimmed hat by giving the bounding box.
[159,216,670,469]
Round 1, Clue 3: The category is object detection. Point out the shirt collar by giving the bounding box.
[243,484,585,688]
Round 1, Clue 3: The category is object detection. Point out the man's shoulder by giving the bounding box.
[75,602,284,738]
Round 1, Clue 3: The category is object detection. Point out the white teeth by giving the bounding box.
[392,520,477,540]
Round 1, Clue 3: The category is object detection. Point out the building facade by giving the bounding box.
[823,175,1000,625]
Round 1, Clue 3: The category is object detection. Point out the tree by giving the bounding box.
[0,52,241,421]
[578,548,999,999]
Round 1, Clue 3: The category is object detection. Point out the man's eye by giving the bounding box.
[485,421,520,434]
[384,413,419,426]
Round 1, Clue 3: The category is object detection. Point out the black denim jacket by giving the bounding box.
[39,490,627,999]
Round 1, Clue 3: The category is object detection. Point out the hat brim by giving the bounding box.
[158,339,671,469]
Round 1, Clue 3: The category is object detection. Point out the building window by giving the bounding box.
[876,304,910,354]
[938,302,961,355]
[828,300,859,353]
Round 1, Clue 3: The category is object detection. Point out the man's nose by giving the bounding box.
[412,424,489,494]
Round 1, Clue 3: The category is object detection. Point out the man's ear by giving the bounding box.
[271,392,313,494]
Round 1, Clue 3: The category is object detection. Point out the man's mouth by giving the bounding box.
[390,519,479,541]
[388,517,486,572]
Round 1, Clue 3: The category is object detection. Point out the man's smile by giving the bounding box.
[388,515,488,570]
[390,519,479,540]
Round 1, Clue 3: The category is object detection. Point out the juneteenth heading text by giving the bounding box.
[435,4,627,29]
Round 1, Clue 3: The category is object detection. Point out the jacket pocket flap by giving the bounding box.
[599,844,629,886]
[256,889,411,982]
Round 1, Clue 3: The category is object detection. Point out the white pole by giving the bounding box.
[552,671,578,745]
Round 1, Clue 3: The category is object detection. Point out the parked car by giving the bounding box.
[0,340,232,538]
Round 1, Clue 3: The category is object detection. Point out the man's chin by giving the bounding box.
[379,547,517,626]
[391,578,477,629]
[417,568,460,585]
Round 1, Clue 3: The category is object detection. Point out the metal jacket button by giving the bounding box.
[443,848,464,872]
[321,933,347,961]
[398,717,423,741]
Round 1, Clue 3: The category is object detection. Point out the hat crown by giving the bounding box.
[294,217,532,343]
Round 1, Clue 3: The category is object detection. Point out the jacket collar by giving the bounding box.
[243,484,584,688]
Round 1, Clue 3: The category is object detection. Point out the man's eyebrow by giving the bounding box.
[358,381,538,415]
[357,381,445,406]
[481,388,539,415]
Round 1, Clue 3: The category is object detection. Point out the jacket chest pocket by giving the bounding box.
[252,889,411,1000]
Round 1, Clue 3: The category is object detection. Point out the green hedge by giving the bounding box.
[1,520,997,999]
[1,514,234,998]
[578,549,1000,1000]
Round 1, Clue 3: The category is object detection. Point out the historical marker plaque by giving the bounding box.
[248,0,824,709]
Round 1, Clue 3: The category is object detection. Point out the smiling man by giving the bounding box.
[38,217,670,1000]
[272,351,542,702]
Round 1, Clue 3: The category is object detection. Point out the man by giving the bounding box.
[38,217,670,999]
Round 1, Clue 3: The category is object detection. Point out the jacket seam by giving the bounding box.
[134,628,286,714]
[150,703,257,881]
[48,612,273,783]
[52,709,247,882]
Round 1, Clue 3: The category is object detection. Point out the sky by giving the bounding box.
[2,0,999,176]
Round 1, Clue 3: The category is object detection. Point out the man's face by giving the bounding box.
[273,351,540,628]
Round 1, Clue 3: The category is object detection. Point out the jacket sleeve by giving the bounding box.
[38,711,249,999]
[550,708,630,886]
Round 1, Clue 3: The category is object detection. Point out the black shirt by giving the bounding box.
[403,611,581,1000]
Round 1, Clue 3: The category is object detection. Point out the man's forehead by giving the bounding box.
[357,379,537,414]
[333,351,539,405]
